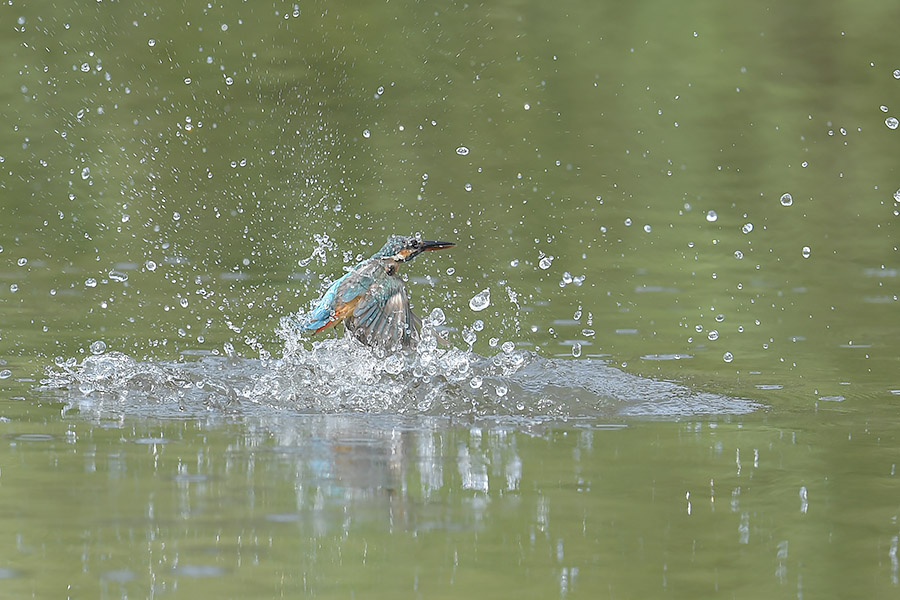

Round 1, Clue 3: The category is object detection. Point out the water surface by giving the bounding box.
[2,0,900,597]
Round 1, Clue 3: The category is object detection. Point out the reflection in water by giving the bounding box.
[3,392,900,597]
[4,414,548,595]
[31,406,638,597]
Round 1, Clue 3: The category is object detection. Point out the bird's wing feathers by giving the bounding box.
[301,268,375,333]
[301,274,347,332]
[302,260,421,349]
[348,276,420,349]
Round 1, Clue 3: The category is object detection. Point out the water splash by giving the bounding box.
[40,312,759,424]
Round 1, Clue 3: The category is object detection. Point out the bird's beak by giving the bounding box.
[420,240,455,252]
[397,239,455,262]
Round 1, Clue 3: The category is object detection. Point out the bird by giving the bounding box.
[300,234,455,350]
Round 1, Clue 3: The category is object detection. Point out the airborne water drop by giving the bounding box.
[469,289,491,312]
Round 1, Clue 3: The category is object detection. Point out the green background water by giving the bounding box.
[1,0,899,597]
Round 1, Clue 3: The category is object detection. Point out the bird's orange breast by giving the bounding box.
[313,295,362,334]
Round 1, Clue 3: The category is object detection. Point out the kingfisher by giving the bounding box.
[300,234,455,349]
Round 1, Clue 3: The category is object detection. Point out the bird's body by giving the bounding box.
[301,235,454,349]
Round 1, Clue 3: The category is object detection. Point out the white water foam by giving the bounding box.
[40,312,759,423]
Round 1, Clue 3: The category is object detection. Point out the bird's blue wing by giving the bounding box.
[301,263,381,333]
[300,272,352,332]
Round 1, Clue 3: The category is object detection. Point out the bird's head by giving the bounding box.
[373,234,455,263]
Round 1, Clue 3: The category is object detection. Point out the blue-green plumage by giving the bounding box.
[301,235,454,349]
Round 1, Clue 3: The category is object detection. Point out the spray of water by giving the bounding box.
[41,310,759,423]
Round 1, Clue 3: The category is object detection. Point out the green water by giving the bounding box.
[2,0,900,597]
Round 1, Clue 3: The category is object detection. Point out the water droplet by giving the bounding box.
[17,257,27,267]
[496,385,508,397]
[882,105,890,113]
[147,38,156,47]
[81,166,90,179]
[456,146,470,156]
[429,307,445,326]
[108,270,128,282]
[145,260,157,272]
[9,284,18,293]
[224,76,234,86]
[801,246,811,258]
[894,69,900,79]
[472,320,484,332]
[643,224,652,233]
[708,330,719,341]
[715,314,725,322]
[362,129,371,138]
[886,117,899,130]
[742,222,753,234]
[0,370,11,380]
[723,352,734,363]
[383,353,403,375]
[780,193,793,206]
[893,189,900,203]
[538,256,553,270]
[184,77,192,85]
[572,342,582,357]
[89,340,107,355]
[624,218,632,226]
[469,376,483,389]
[85,277,97,288]
[695,325,703,332]
[706,210,718,222]
[734,250,744,259]
[469,289,491,311]
[80,62,90,72]
[172,212,181,221]
[501,341,515,354]
[464,183,472,192]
